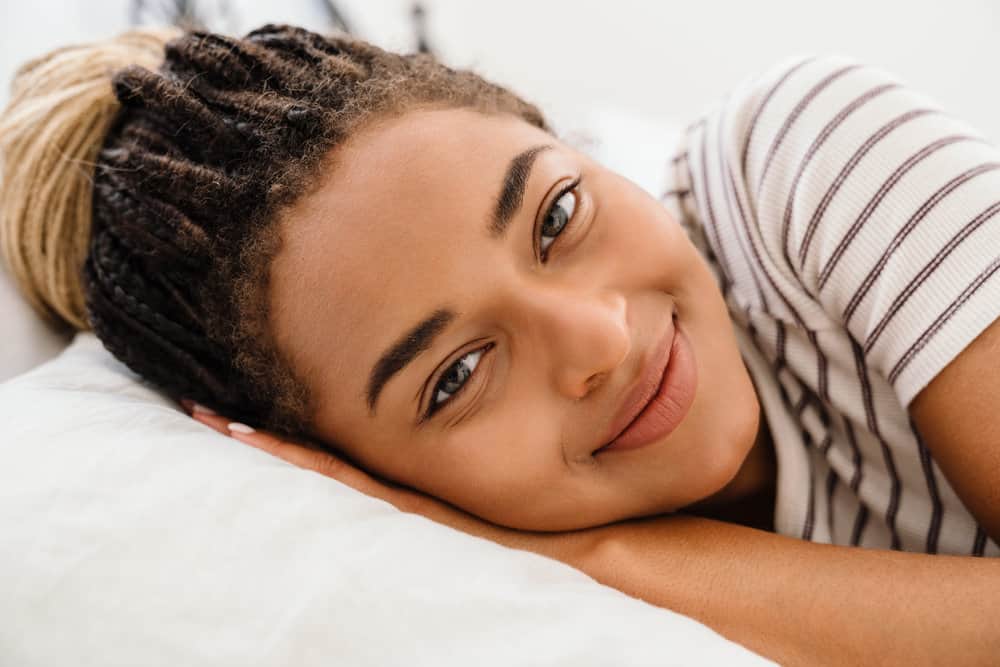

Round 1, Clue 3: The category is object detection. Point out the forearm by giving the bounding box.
[566,514,1000,666]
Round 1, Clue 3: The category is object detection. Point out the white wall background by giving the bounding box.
[2,0,1000,140]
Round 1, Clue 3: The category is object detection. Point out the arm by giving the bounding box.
[576,512,1000,667]
[189,408,1000,667]
[909,313,1000,544]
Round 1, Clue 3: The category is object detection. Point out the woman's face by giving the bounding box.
[269,107,762,531]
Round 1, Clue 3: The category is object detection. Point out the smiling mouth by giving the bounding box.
[594,319,675,452]
[598,363,670,448]
[593,312,696,455]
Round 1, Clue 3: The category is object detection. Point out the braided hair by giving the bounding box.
[0,24,548,436]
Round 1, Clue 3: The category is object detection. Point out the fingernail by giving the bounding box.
[228,422,255,435]
[192,403,217,416]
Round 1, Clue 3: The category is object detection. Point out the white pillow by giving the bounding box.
[0,333,772,666]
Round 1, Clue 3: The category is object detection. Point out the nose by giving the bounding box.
[515,285,631,400]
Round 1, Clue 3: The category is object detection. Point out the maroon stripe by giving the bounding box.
[740,56,816,175]
[774,323,789,415]
[746,317,764,364]
[775,320,787,373]
[817,135,975,291]
[802,437,816,541]
[724,151,814,326]
[775,322,816,541]
[825,467,839,541]
[797,108,936,269]
[888,253,1000,385]
[816,428,834,541]
[844,159,999,326]
[843,410,869,547]
[716,103,774,313]
[691,117,737,301]
[779,83,899,284]
[808,323,836,549]
[755,64,861,196]
[913,422,943,555]
[818,431,833,455]
[685,149,733,302]
[851,337,902,550]
[865,195,1000,359]
[845,419,864,483]
[851,504,870,547]
[806,329,830,401]
[972,527,987,557]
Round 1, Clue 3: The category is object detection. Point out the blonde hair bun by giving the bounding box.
[0,27,181,330]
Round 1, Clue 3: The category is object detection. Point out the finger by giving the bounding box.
[189,411,385,491]
[227,427,383,493]
[188,410,327,472]
[180,398,217,418]
[188,409,232,436]
[185,408,299,458]
[185,405,397,499]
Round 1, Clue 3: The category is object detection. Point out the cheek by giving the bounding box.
[600,174,682,254]
[412,409,566,519]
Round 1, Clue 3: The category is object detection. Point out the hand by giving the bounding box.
[179,400,596,563]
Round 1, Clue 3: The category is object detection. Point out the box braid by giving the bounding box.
[1,24,548,436]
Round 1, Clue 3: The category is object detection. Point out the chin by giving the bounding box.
[685,394,762,511]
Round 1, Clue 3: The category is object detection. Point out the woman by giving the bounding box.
[2,24,998,665]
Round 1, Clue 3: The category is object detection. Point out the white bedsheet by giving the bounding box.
[0,334,771,665]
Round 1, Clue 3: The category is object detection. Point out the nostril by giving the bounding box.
[584,372,606,395]
[574,374,603,402]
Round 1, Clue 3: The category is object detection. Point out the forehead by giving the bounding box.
[270,107,553,410]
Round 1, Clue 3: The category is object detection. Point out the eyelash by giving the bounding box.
[537,176,582,262]
[420,176,584,422]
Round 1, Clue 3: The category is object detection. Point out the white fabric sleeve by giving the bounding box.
[679,54,1000,409]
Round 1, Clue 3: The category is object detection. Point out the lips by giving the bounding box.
[597,320,676,451]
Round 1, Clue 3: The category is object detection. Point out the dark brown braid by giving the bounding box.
[84,23,549,435]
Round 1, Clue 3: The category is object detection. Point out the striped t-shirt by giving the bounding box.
[659,55,1000,556]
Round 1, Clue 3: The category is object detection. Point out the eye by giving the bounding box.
[538,177,581,261]
[423,344,492,420]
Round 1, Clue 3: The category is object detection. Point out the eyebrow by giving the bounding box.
[366,308,456,414]
[489,143,553,239]
[365,143,552,415]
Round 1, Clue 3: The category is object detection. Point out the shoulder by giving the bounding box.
[712,55,946,189]
[672,55,924,317]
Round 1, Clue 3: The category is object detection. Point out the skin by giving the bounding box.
[265,106,774,532]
